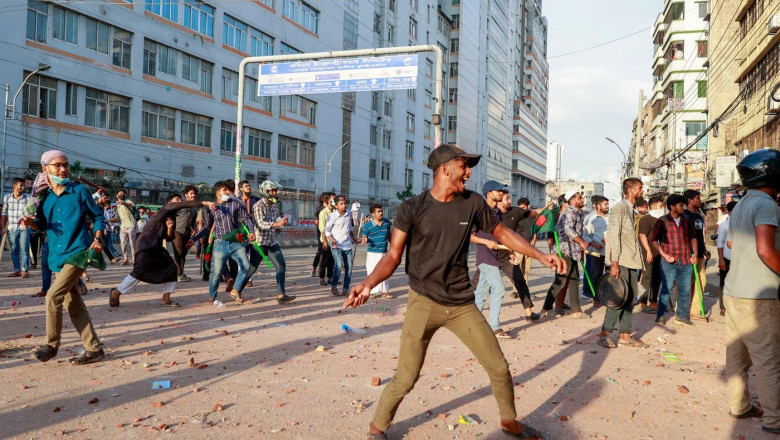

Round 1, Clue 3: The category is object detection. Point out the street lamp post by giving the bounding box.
[2,63,51,200]
[323,141,349,193]
[605,137,628,177]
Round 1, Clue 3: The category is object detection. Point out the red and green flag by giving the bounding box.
[531,205,560,235]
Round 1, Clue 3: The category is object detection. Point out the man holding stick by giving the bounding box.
[344,144,566,440]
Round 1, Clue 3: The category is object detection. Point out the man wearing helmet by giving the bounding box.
[253,181,296,304]
[723,149,780,435]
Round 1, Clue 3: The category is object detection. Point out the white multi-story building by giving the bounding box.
[545,141,563,182]
[647,0,709,193]
[2,0,548,212]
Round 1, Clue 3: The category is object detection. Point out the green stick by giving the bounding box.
[242,224,273,269]
[552,230,563,258]
[580,260,596,298]
[692,261,706,318]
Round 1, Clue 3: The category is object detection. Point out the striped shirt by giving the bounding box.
[193,199,254,241]
[650,214,695,265]
[2,192,30,231]
[362,218,391,253]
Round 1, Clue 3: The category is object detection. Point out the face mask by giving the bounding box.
[49,174,69,185]
[220,195,230,202]
[649,208,665,218]
[118,195,125,200]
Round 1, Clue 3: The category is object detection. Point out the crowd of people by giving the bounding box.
[2,146,778,438]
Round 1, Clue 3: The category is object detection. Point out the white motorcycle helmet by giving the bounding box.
[259,180,282,204]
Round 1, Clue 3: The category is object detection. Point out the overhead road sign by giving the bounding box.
[257,55,418,96]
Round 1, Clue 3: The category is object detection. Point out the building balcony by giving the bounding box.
[652,57,668,74]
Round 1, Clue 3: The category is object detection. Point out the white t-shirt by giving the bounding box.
[716,217,731,260]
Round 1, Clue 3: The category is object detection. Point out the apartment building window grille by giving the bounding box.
[425,58,433,77]
[387,24,396,44]
[450,62,458,77]
[280,42,301,54]
[246,128,272,158]
[222,69,239,101]
[112,29,132,69]
[424,120,431,138]
[451,14,459,29]
[278,135,297,162]
[22,74,57,119]
[405,169,413,187]
[381,162,391,181]
[740,42,778,99]
[448,87,457,103]
[86,18,110,54]
[369,159,377,179]
[371,91,380,111]
[52,6,78,44]
[406,112,415,132]
[739,0,764,39]
[450,38,459,53]
[27,1,48,43]
[370,125,378,146]
[422,172,430,190]
[142,102,175,141]
[696,41,707,58]
[299,140,315,166]
[65,82,77,116]
[686,121,707,149]
[145,0,178,22]
[223,15,247,52]
[85,88,130,133]
[181,111,211,147]
[382,129,392,150]
[405,141,414,159]
[409,17,417,39]
[373,14,382,34]
[447,115,457,131]
[344,12,358,49]
[383,97,393,117]
[671,81,683,99]
[697,80,707,98]
[184,0,214,37]
[220,121,237,152]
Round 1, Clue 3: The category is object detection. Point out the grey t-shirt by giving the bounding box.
[724,190,780,300]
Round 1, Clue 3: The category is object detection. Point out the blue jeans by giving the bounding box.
[658,259,693,320]
[41,241,52,292]
[260,244,287,295]
[208,240,252,299]
[106,228,118,254]
[331,247,353,291]
[474,263,506,330]
[7,229,31,272]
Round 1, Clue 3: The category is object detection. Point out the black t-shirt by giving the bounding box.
[682,209,705,257]
[394,190,500,306]
[502,207,531,238]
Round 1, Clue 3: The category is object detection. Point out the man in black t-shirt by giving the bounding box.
[344,144,566,440]
[310,192,329,277]
[682,189,711,319]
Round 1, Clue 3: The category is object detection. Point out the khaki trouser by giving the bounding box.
[521,255,531,284]
[690,260,707,317]
[723,295,780,428]
[373,289,516,431]
[45,264,101,351]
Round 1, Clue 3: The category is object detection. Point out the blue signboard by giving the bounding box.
[257,55,419,96]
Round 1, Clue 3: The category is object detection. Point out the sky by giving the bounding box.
[543,1,661,201]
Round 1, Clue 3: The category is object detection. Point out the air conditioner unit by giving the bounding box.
[769,14,780,35]
[768,95,780,115]
[245,171,255,181]
[181,165,194,177]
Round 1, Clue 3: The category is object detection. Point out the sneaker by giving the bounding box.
[655,316,666,325]
[560,303,571,310]
[213,299,225,308]
[311,270,317,277]
[525,312,541,322]
[330,286,340,296]
[178,274,191,282]
[319,279,328,286]
[277,294,296,304]
[342,289,350,297]
[674,317,695,327]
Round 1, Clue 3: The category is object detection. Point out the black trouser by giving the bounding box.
[543,255,581,313]
[30,232,43,266]
[473,260,533,309]
[99,236,115,261]
[172,231,190,277]
[312,228,322,269]
[639,257,662,305]
[318,244,334,279]
[718,257,730,311]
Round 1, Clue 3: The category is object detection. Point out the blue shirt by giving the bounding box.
[362,218,391,253]
[36,182,106,272]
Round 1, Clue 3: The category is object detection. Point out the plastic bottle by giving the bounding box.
[341,323,366,334]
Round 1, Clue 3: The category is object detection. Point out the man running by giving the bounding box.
[344,144,565,440]
[252,180,296,304]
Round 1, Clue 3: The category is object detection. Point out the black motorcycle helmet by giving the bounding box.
[736,148,780,189]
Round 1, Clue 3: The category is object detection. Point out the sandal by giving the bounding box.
[31,290,47,298]
[31,345,58,362]
[618,337,648,348]
[160,300,181,307]
[502,423,543,439]
[568,312,590,319]
[597,336,617,349]
[380,292,394,299]
[367,433,388,440]
[720,309,726,316]
[730,404,764,419]
[277,294,296,304]
[494,329,512,339]
[69,349,105,365]
[228,291,245,304]
[109,289,121,307]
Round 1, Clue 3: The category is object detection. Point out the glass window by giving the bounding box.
[409,17,417,39]
[300,2,319,33]
[222,69,239,101]
[141,101,175,140]
[200,61,213,94]
[405,168,413,187]
[344,12,358,49]
[145,0,178,22]
[382,129,392,149]
[250,29,274,56]
[246,128,272,158]
[381,161,391,181]
[424,120,431,138]
[280,42,301,54]
[448,87,457,103]
[425,89,432,107]
[143,40,157,75]
[369,159,377,179]
[387,24,396,44]
[670,2,684,20]
[405,140,414,159]
[697,80,707,98]
[451,14,459,29]
[223,15,247,52]
[22,74,57,119]
[426,58,433,77]
[184,0,214,37]
[370,124,378,146]
[278,135,297,162]
[112,28,132,69]
[672,81,684,98]
[182,53,199,83]
[220,121,237,152]
[27,0,48,43]
[52,6,78,44]
[371,92,379,111]
[65,82,77,116]
[299,140,315,166]
[85,88,130,132]
[157,44,177,75]
[447,115,457,131]
[180,111,211,147]
[406,112,415,132]
[449,62,458,77]
[450,38,459,53]
[282,0,297,21]
[383,97,393,116]
[697,41,707,58]
[86,18,110,54]
[697,2,707,18]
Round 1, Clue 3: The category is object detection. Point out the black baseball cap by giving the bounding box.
[427,144,481,171]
